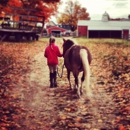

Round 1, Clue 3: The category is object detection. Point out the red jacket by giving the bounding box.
[44,43,62,65]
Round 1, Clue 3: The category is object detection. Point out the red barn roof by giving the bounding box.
[47,26,67,34]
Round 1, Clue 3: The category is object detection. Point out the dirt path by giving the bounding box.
[12,51,119,130]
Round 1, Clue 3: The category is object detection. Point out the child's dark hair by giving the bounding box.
[49,36,55,44]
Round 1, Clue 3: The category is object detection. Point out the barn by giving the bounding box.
[46,25,67,36]
[77,12,130,39]
[46,21,73,36]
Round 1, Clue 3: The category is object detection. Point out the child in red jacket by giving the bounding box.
[44,36,62,88]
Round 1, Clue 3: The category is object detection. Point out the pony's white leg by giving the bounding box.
[74,80,81,98]
[73,72,81,97]
[77,84,81,98]
[69,80,72,89]
[80,82,83,95]
[80,72,84,95]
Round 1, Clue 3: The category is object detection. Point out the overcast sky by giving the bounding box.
[51,0,130,23]
[79,0,130,20]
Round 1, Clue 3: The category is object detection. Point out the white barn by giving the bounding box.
[77,12,130,39]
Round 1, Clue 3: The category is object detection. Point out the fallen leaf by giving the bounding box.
[119,125,126,130]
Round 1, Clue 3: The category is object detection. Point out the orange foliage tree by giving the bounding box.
[0,0,9,15]
[57,0,90,31]
[0,0,61,30]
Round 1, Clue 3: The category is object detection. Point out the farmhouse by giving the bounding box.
[46,21,72,36]
[78,12,130,39]
[46,25,67,36]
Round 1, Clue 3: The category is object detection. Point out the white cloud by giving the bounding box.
[51,0,130,23]
[77,0,130,19]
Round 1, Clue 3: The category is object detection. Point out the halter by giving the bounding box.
[57,64,64,78]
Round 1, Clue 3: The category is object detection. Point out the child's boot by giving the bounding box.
[53,71,57,87]
[50,73,53,88]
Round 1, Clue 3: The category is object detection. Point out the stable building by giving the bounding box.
[46,25,67,36]
[46,21,71,36]
[77,12,130,39]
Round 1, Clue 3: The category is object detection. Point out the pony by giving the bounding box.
[62,38,92,97]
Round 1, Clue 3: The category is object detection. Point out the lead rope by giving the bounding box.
[57,64,65,78]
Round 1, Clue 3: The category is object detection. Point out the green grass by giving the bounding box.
[39,37,130,47]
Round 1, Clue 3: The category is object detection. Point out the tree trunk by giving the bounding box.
[41,16,45,35]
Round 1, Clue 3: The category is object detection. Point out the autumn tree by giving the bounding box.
[0,0,61,31]
[20,0,61,32]
[57,0,90,31]
[18,0,61,23]
[0,0,9,14]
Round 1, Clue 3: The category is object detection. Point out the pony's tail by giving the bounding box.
[80,49,92,97]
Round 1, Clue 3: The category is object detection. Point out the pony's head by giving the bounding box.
[62,38,75,56]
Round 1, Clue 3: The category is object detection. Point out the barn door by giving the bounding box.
[78,26,88,37]
[123,30,129,39]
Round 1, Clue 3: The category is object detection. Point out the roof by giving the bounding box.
[103,11,109,16]
[78,20,130,30]
[47,26,67,32]
[46,21,57,26]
